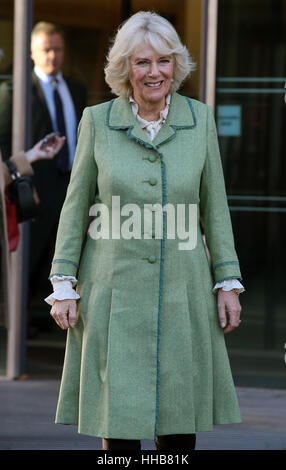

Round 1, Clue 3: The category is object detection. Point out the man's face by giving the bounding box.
[31,32,64,76]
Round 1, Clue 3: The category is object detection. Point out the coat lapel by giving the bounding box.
[64,76,86,123]
[153,92,197,147]
[106,92,197,150]
[107,95,154,149]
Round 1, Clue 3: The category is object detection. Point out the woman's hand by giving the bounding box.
[50,299,77,330]
[217,289,242,334]
[25,134,66,163]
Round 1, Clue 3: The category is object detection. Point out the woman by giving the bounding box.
[46,12,244,451]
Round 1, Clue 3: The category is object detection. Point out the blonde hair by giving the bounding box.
[31,22,64,46]
[104,11,196,97]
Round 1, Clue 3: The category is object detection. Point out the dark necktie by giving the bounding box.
[52,78,70,173]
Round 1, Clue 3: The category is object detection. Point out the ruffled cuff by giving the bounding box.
[49,274,78,287]
[44,279,80,306]
[213,278,245,295]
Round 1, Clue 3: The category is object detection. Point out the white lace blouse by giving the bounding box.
[45,95,244,305]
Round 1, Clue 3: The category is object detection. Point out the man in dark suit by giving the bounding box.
[0,22,87,320]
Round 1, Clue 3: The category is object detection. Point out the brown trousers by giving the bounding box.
[102,433,196,450]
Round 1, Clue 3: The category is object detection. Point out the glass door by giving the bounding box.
[0,0,14,377]
[216,0,286,387]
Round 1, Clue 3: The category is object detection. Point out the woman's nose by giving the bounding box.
[148,62,159,77]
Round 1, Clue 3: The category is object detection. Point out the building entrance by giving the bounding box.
[216,0,286,387]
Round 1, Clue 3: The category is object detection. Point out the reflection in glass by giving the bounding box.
[216,0,286,387]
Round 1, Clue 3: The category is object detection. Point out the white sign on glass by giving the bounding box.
[217,105,241,136]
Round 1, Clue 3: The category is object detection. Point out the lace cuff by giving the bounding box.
[49,274,78,287]
[213,279,245,295]
[44,279,80,306]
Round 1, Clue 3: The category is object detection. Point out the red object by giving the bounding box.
[4,189,20,252]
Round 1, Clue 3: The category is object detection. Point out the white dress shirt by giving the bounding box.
[45,94,244,305]
[34,66,77,170]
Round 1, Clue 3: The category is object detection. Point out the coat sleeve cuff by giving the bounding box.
[49,259,79,278]
[212,260,242,283]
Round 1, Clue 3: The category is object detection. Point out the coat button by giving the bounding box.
[148,255,157,263]
[149,177,157,186]
[149,155,157,163]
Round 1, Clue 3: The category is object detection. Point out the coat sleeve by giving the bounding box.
[49,107,98,279]
[199,105,242,283]
[3,152,34,186]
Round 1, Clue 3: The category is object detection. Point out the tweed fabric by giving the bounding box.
[49,92,242,440]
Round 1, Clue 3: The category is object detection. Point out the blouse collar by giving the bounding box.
[129,94,171,128]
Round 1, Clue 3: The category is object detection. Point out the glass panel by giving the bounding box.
[0,0,14,377]
[25,1,124,378]
[216,0,286,387]
[33,0,122,106]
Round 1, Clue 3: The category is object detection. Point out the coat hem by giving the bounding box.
[54,418,242,440]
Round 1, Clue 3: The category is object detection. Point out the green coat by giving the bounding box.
[50,92,242,440]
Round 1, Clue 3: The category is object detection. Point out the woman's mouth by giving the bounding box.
[145,81,163,88]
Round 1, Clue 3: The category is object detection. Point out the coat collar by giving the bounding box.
[106,92,197,149]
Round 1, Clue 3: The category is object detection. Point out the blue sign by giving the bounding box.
[217,105,241,136]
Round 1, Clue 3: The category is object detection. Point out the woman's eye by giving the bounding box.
[134,58,171,66]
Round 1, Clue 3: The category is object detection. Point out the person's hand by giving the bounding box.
[25,134,66,163]
[50,299,77,330]
[217,289,242,334]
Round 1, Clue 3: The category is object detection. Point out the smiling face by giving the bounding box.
[129,45,174,110]
[31,32,64,76]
